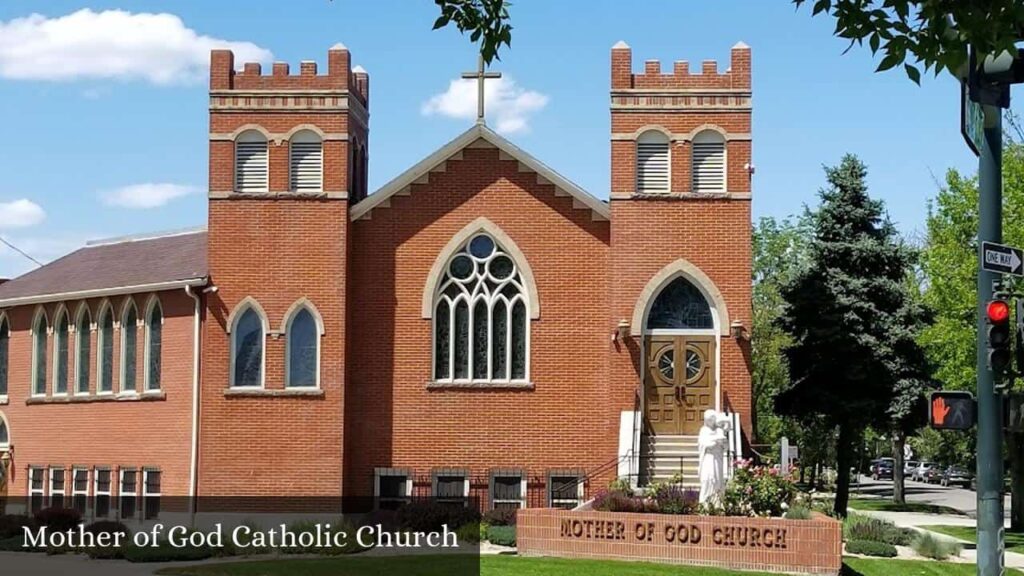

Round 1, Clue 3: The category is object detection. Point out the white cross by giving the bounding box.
[461,54,502,124]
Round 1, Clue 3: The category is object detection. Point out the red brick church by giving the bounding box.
[0,41,752,519]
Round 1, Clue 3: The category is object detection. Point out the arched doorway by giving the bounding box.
[642,275,719,436]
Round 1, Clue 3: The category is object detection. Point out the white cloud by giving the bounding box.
[0,199,45,229]
[101,183,200,209]
[0,9,272,85]
[0,233,87,278]
[422,76,549,135]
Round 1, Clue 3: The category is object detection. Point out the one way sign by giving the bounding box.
[982,241,1024,277]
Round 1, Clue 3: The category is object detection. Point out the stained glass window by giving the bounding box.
[32,313,47,395]
[122,305,137,393]
[99,309,114,393]
[76,311,90,394]
[433,232,529,382]
[146,302,162,391]
[0,319,8,397]
[287,308,318,388]
[646,277,714,330]
[232,307,264,387]
[54,312,69,394]
[0,419,7,446]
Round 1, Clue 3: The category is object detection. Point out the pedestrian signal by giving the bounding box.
[929,391,976,431]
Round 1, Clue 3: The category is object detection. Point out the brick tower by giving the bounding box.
[607,42,753,484]
[200,45,369,498]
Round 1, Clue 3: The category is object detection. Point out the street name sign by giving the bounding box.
[982,241,1024,276]
[962,80,984,157]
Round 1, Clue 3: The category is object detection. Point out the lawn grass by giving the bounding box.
[848,497,965,516]
[921,525,1024,552]
[156,554,1024,576]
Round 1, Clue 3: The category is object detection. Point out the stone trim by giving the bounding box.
[609,192,751,201]
[26,391,166,405]
[426,381,534,390]
[208,190,348,200]
[631,258,732,337]
[222,388,325,398]
[611,131,751,142]
[210,131,348,145]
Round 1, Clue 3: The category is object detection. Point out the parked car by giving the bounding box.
[912,461,935,482]
[940,465,974,488]
[904,460,919,477]
[871,458,894,480]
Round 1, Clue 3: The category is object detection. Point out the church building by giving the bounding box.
[0,41,752,518]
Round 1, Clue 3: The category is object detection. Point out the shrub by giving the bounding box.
[651,484,699,515]
[278,519,368,556]
[720,462,797,517]
[843,513,913,545]
[846,539,897,557]
[216,520,267,557]
[479,522,490,542]
[0,514,36,539]
[785,505,812,520]
[33,507,81,532]
[912,531,962,560]
[591,490,652,514]
[456,522,480,544]
[123,540,214,563]
[608,477,635,496]
[394,501,481,533]
[82,520,131,559]
[482,507,518,526]
[487,525,516,547]
[357,508,399,533]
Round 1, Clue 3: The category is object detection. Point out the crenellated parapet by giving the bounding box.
[611,41,750,93]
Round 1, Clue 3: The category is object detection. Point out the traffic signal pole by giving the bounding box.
[977,103,1005,576]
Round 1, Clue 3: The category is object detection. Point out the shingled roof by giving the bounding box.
[0,228,208,307]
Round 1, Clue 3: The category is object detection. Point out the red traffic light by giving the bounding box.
[988,300,1010,323]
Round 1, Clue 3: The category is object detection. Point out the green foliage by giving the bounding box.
[844,513,914,545]
[784,505,812,520]
[912,531,962,560]
[719,461,798,517]
[431,0,512,64]
[124,539,215,563]
[650,484,700,515]
[846,538,898,557]
[607,477,635,496]
[486,524,516,547]
[0,514,36,540]
[792,0,1024,83]
[456,522,481,544]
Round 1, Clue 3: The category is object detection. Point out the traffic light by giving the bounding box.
[987,299,1012,373]
[929,391,976,431]
[968,48,1024,108]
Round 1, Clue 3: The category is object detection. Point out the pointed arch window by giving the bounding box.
[0,317,8,398]
[53,309,70,395]
[145,299,162,391]
[31,310,48,396]
[692,130,726,193]
[97,305,114,394]
[433,233,529,383]
[75,307,91,395]
[0,416,8,449]
[646,277,714,331]
[235,130,269,193]
[637,130,670,193]
[290,130,323,192]
[231,305,265,388]
[121,302,138,394]
[285,305,320,388]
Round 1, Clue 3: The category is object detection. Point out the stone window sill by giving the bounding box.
[223,388,325,398]
[426,381,534,391]
[0,395,7,405]
[26,391,166,405]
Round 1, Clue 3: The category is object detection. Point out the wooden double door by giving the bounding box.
[644,335,716,436]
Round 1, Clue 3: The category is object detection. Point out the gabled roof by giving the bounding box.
[349,123,610,222]
[0,228,208,307]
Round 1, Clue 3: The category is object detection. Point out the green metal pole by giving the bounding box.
[977,102,1005,576]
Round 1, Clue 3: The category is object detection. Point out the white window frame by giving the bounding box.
[691,129,727,193]
[30,307,48,398]
[49,467,66,509]
[142,468,161,520]
[289,129,324,192]
[96,302,115,396]
[431,469,469,507]
[228,299,267,389]
[143,297,163,393]
[119,300,139,396]
[72,468,89,516]
[547,472,584,509]
[119,468,138,520]
[374,468,412,509]
[432,233,531,384]
[235,130,269,193]
[0,411,9,451]
[636,130,671,194]
[283,301,323,389]
[0,313,9,402]
[28,467,45,513]
[51,306,71,397]
[93,467,113,519]
[490,470,527,510]
[74,304,92,396]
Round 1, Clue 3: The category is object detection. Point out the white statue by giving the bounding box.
[698,409,728,505]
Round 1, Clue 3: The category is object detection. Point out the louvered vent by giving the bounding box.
[692,141,726,192]
[290,142,323,191]
[235,141,268,192]
[637,142,670,193]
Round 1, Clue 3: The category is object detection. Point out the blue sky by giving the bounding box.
[0,0,1001,277]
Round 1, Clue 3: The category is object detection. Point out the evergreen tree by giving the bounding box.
[776,154,914,516]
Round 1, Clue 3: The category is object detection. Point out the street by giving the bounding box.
[854,475,1010,517]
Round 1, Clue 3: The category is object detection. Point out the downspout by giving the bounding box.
[184,284,203,522]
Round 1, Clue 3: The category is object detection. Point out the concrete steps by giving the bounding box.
[641,435,700,486]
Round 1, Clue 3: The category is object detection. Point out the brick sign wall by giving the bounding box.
[517,509,842,575]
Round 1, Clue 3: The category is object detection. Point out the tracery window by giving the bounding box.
[646,277,714,330]
[433,233,528,383]
[286,305,319,388]
[231,305,265,388]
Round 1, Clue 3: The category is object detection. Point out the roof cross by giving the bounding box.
[461,54,502,124]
